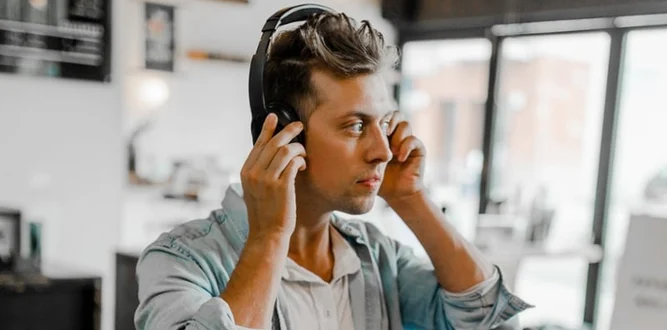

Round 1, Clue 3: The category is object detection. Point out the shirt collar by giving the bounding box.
[329,224,362,282]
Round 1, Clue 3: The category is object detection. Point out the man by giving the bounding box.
[134,8,531,330]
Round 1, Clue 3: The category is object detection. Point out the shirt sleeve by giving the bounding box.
[393,239,534,330]
[134,238,243,330]
[440,265,500,297]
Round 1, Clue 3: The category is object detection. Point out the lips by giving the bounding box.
[357,174,382,188]
[357,175,381,183]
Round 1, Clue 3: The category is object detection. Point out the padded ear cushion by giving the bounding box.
[250,116,264,144]
[267,101,305,145]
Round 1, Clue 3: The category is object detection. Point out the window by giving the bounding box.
[491,33,610,328]
[596,28,667,330]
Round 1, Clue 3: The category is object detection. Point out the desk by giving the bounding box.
[478,242,603,290]
[474,213,603,290]
[0,260,102,330]
[115,251,141,330]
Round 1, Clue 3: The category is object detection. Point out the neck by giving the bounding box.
[287,184,335,282]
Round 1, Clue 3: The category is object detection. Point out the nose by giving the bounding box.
[364,124,392,164]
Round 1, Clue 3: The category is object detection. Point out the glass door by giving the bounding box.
[488,32,611,328]
[595,28,667,330]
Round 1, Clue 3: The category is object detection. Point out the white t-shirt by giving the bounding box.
[239,225,361,330]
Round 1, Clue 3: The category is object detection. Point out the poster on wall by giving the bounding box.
[0,0,112,82]
[144,2,174,72]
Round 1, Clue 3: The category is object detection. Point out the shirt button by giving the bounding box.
[325,310,331,317]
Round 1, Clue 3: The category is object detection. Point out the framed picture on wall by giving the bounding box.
[0,0,113,82]
[0,208,21,270]
[144,2,175,72]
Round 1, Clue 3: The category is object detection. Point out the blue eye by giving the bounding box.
[381,121,390,132]
[349,122,363,132]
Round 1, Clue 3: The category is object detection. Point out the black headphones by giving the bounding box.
[248,3,337,145]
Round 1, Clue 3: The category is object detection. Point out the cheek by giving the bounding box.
[305,137,354,184]
[308,146,345,179]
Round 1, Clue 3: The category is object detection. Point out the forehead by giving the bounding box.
[310,69,394,119]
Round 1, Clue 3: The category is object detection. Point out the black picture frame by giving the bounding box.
[0,207,21,271]
[0,0,113,82]
[144,2,175,72]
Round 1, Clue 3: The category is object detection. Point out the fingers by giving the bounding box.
[281,156,307,182]
[386,115,425,162]
[255,113,278,147]
[244,114,278,169]
[266,143,307,179]
[397,136,426,162]
[386,110,403,136]
[390,121,412,153]
[254,121,304,169]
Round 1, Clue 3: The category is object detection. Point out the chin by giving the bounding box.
[337,195,376,215]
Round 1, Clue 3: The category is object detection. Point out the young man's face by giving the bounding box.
[297,69,394,215]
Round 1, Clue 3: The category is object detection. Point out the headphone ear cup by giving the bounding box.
[251,116,265,144]
[267,102,305,145]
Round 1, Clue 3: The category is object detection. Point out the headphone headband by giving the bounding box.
[248,4,337,130]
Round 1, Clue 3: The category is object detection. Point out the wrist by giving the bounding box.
[246,230,291,248]
[385,190,429,212]
[386,190,445,230]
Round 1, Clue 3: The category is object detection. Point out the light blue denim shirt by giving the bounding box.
[135,184,532,330]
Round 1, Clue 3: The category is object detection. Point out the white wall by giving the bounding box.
[0,0,126,329]
[0,77,123,266]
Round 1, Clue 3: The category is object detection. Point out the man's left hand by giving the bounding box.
[378,111,427,205]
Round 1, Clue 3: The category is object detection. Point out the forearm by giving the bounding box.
[388,192,494,293]
[220,233,289,328]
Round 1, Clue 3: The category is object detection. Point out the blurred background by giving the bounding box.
[1,0,666,330]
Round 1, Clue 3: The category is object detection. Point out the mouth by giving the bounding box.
[356,175,382,189]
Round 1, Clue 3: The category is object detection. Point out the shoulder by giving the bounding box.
[141,184,250,262]
[146,210,222,250]
[138,209,242,274]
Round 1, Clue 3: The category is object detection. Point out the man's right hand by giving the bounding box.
[240,113,306,240]
[221,113,306,329]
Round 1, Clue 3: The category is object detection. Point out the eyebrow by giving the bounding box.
[337,109,394,121]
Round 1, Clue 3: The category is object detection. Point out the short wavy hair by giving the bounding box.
[264,11,399,121]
